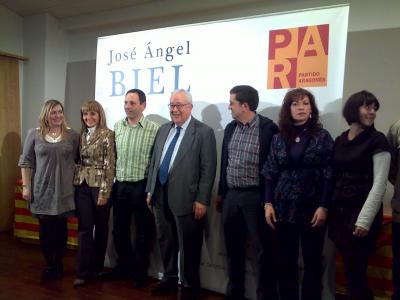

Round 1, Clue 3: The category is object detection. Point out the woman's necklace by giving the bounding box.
[294,128,307,143]
[46,128,62,143]
[49,128,61,137]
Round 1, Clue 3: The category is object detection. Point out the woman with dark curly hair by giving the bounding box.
[262,88,334,300]
[329,90,391,300]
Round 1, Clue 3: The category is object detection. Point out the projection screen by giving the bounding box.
[96,5,349,299]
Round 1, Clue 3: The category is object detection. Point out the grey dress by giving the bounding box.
[18,128,80,216]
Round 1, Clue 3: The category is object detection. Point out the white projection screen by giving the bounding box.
[96,5,349,299]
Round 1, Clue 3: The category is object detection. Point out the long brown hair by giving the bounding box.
[278,88,322,141]
[80,100,108,135]
[38,99,69,140]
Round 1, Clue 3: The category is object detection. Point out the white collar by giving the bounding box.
[87,127,96,135]
[174,115,191,130]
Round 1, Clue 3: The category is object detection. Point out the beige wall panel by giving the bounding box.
[0,56,21,230]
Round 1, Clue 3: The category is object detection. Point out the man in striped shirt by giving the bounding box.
[107,88,159,287]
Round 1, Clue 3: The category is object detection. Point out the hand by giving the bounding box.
[97,197,108,206]
[353,226,369,237]
[215,195,223,213]
[311,207,328,228]
[146,194,152,211]
[22,186,31,201]
[193,201,207,220]
[264,204,276,230]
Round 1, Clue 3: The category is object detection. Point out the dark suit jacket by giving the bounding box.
[218,114,278,199]
[146,117,217,216]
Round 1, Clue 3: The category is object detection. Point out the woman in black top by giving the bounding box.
[262,88,334,300]
[329,90,391,300]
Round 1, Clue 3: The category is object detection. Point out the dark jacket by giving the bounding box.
[218,114,278,199]
[262,128,334,224]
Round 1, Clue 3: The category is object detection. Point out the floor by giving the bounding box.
[0,231,223,300]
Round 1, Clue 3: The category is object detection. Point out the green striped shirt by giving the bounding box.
[114,116,160,182]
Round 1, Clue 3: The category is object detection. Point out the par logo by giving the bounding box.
[267,24,329,89]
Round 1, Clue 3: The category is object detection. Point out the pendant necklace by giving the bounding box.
[49,128,61,137]
[295,128,307,143]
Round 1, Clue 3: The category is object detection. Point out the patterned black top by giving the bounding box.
[262,127,334,224]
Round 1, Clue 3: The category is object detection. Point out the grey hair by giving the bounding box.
[171,89,192,103]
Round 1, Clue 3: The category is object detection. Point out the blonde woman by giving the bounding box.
[19,99,79,281]
[73,100,115,287]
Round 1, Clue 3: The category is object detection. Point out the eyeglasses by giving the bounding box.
[168,103,190,110]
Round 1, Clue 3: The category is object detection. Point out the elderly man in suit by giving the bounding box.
[146,89,217,299]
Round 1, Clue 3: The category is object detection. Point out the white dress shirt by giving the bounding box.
[159,115,192,171]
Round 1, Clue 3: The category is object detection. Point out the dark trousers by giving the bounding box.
[222,188,277,300]
[333,223,381,300]
[75,181,111,279]
[275,222,326,300]
[38,217,68,270]
[153,183,204,289]
[393,222,400,300]
[112,179,154,281]
[335,238,373,300]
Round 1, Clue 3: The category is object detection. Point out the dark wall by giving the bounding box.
[64,60,96,131]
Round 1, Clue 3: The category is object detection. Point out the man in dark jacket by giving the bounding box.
[217,85,278,300]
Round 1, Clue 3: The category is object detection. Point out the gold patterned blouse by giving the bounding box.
[73,128,115,199]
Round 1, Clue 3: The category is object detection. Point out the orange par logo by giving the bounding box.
[267,24,329,89]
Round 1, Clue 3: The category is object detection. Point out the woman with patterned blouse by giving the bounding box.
[73,100,115,287]
[329,91,391,300]
[262,88,334,300]
[19,99,80,281]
